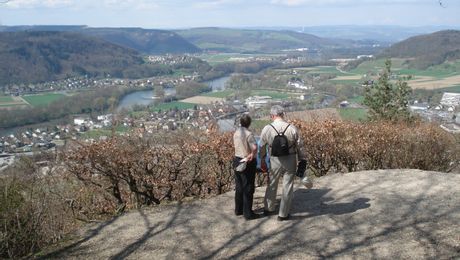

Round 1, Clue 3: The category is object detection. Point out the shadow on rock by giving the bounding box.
[290,188,371,218]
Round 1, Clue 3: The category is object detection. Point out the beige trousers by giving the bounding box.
[264,154,297,218]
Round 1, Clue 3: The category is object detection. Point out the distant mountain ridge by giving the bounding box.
[0,26,201,54]
[380,30,460,69]
[0,31,170,85]
[175,27,347,53]
[247,25,460,43]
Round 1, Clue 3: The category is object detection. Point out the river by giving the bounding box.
[116,76,231,111]
[116,88,176,111]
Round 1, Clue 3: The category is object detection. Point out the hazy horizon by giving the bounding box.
[0,0,459,29]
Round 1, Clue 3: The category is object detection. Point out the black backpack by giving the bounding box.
[270,124,291,157]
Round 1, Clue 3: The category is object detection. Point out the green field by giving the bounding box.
[0,103,24,107]
[0,96,14,103]
[350,59,392,75]
[438,85,460,93]
[329,79,362,85]
[202,90,235,98]
[152,101,195,112]
[349,96,365,104]
[339,108,368,122]
[351,58,460,78]
[250,90,291,99]
[129,111,150,119]
[81,126,129,139]
[310,66,348,76]
[22,93,66,107]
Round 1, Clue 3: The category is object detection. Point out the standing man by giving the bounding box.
[259,105,308,221]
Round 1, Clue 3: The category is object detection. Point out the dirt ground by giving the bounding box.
[43,169,460,259]
[180,96,225,104]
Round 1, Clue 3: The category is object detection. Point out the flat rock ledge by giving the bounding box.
[44,169,460,259]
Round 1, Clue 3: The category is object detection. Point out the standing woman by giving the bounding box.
[233,114,260,220]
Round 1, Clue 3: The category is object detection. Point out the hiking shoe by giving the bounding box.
[277,215,290,221]
[245,213,262,221]
[301,176,313,189]
[263,210,276,216]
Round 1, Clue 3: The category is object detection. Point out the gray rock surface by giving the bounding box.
[46,169,460,259]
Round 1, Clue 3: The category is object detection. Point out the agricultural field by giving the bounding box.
[437,85,460,93]
[180,96,225,104]
[349,58,460,90]
[407,75,460,90]
[311,66,348,76]
[0,95,29,108]
[284,108,341,122]
[22,93,66,107]
[0,96,14,103]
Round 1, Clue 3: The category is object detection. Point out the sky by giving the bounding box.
[0,0,459,29]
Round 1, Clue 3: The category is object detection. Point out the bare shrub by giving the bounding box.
[0,158,75,259]
[63,130,235,215]
[293,120,459,176]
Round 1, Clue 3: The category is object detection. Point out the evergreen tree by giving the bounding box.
[363,59,412,121]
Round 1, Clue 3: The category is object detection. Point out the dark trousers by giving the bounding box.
[233,157,256,218]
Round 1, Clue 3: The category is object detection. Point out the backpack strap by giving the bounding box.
[281,124,290,135]
[269,124,281,135]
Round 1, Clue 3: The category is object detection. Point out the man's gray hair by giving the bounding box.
[270,105,285,116]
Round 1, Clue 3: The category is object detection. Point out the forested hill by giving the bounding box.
[82,28,201,54]
[0,26,201,54]
[175,27,345,53]
[379,30,460,69]
[0,31,170,85]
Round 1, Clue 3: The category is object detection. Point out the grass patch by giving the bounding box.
[129,111,150,119]
[0,96,14,103]
[202,90,235,98]
[329,79,362,85]
[339,108,368,122]
[152,101,195,112]
[309,66,348,76]
[351,58,460,79]
[349,96,364,104]
[22,93,66,107]
[251,90,290,99]
[436,85,460,93]
[0,103,25,107]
